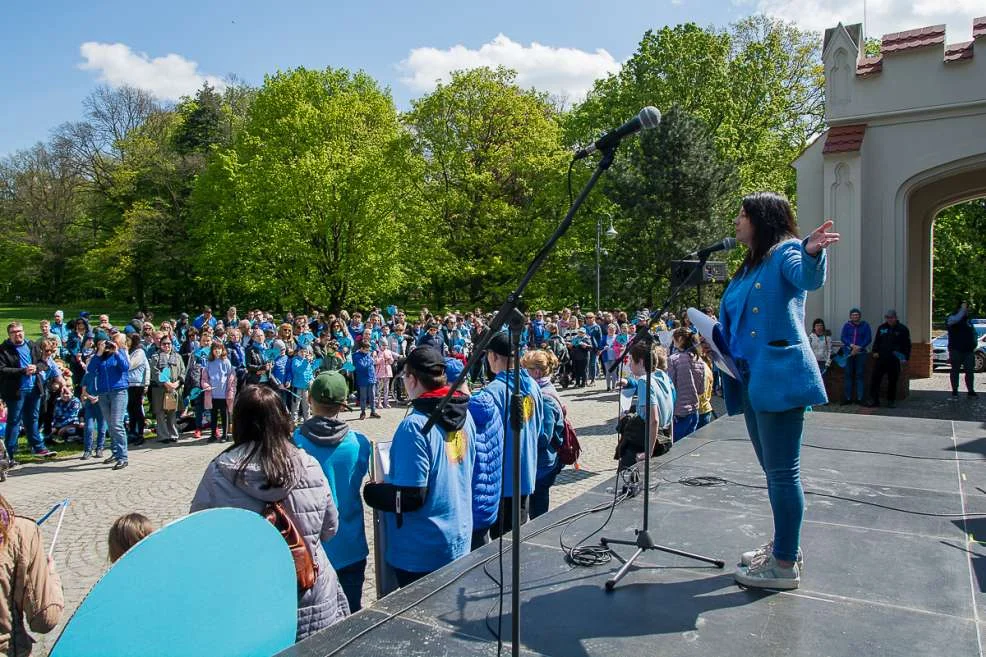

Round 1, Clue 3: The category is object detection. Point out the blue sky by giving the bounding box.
[2,0,982,157]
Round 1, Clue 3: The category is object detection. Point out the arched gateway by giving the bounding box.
[795,18,986,379]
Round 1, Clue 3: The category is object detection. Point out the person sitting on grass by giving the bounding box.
[51,386,83,443]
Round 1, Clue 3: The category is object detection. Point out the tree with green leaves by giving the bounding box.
[191,67,424,311]
[933,199,986,321]
[603,106,738,308]
[405,67,571,308]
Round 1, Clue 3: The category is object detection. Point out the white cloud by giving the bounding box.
[78,42,225,100]
[398,34,620,102]
[756,0,982,41]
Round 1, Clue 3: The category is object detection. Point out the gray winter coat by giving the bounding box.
[190,443,350,640]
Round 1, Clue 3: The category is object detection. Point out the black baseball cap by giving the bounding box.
[405,347,445,376]
[487,331,512,357]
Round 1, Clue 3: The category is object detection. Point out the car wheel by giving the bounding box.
[976,351,986,374]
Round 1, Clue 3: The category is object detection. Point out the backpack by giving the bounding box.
[540,386,581,467]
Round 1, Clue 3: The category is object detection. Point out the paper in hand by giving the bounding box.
[687,308,741,380]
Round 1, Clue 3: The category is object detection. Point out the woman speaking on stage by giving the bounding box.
[718,192,839,590]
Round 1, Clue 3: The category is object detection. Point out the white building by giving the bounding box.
[795,18,986,377]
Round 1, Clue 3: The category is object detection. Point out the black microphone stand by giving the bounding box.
[599,254,725,591]
[421,146,620,657]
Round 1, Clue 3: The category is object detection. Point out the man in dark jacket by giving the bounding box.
[947,301,978,398]
[867,309,911,408]
[1,322,58,460]
[416,321,445,354]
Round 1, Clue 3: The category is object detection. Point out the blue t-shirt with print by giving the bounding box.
[482,370,543,497]
[383,409,476,573]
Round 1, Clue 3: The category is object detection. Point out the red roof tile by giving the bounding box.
[856,55,883,77]
[945,41,974,63]
[881,24,945,54]
[974,17,986,39]
[823,125,866,154]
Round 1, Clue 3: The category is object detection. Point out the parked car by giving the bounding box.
[932,325,986,372]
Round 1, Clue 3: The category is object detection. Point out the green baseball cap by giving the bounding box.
[309,371,351,409]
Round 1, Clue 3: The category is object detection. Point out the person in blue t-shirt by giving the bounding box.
[482,331,543,538]
[294,370,371,611]
[616,339,674,469]
[363,347,475,588]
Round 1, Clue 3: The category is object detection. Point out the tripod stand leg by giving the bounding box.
[605,548,644,591]
[651,545,726,568]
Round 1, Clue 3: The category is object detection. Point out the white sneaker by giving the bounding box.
[740,540,803,572]
[735,554,800,590]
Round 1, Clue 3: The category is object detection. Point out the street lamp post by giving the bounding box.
[596,215,618,311]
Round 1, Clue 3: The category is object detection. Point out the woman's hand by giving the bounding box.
[805,220,840,256]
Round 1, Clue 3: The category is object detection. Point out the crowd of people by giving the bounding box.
[0,302,723,470]
[2,193,977,650]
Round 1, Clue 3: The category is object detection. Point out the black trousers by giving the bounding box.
[870,356,901,402]
[127,386,146,437]
[489,496,529,539]
[211,398,229,438]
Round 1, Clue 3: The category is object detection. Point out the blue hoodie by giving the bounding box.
[89,350,130,392]
[352,349,377,386]
[294,419,371,570]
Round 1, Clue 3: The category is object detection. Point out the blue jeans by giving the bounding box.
[697,411,715,429]
[336,559,367,613]
[741,385,805,563]
[99,388,129,462]
[844,352,866,400]
[4,387,45,456]
[588,350,599,381]
[673,412,699,441]
[358,384,376,413]
[530,461,563,519]
[84,403,107,452]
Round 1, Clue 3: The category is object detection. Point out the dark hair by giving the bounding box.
[128,333,142,352]
[628,339,661,369]
[739,192,799,272]
[812,318,826,330]
[673,327,700,360]
[405,364,447,390]
[228,385,296,488]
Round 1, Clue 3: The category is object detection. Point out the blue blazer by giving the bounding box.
[719,238,828,415]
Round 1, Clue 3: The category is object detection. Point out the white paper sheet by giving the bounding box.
[687,307,741,380]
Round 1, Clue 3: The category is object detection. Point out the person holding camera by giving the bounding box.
[88,333,131,469]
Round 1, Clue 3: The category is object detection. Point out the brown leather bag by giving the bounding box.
[263,501,319,591]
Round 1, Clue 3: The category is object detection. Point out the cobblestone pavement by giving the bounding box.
[2,371,977,654]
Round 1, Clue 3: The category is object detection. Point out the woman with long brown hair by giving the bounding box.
[190,385,349,639]
[0,493,64,655]
[720,192,838,590]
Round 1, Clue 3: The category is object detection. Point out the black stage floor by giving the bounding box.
[281,412,986,657]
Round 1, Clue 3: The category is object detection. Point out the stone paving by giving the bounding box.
[2,371,978,654]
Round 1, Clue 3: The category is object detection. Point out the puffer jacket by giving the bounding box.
[1,515,64,656]
[468,389,503,531]
[189,443,350,640]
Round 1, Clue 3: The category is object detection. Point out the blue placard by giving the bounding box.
[51,508,296,657]
[159,367,171,384]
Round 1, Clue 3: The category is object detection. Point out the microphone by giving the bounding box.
[574,106,661,160]
[686,237,738,260]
